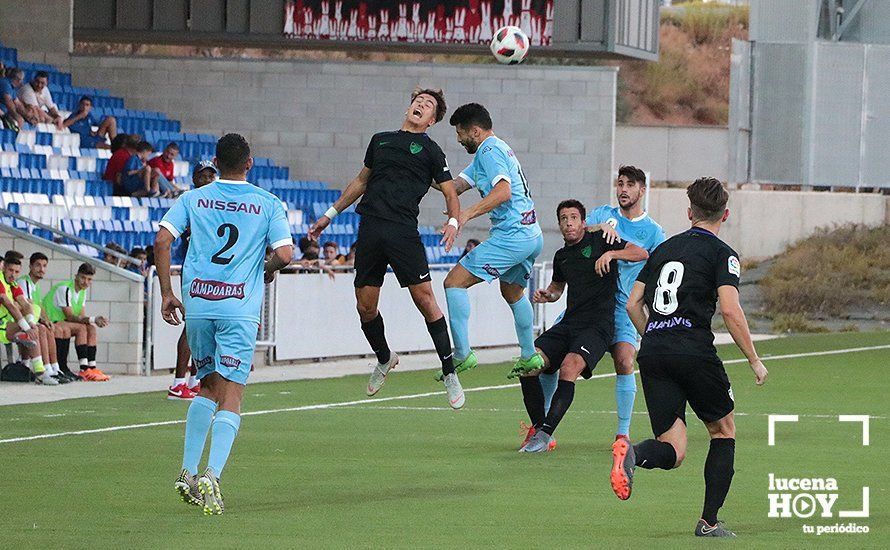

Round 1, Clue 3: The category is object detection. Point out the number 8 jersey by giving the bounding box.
[636,227,741,360]
[160,179,293,324]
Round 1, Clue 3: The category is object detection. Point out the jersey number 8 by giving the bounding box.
[653,261,684,315]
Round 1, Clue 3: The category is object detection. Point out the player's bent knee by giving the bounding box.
[558,354,586,380]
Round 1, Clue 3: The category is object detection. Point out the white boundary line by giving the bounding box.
[1,343,888,445]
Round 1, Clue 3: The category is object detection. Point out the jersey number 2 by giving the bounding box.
[211,223,239,265]
[653,261,684,315]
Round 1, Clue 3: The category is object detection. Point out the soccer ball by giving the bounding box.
[490,26,530,65]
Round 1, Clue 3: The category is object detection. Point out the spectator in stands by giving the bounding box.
[103,242,128,267]
[302,240,320,261]
[44,263,110,382]
[148,142,185,197]
[122,141,158,197]
[323,241,346,266]
[1,254,58,385]
[63,95,117,149]
[109,132,129,153]
[129,247,149,277]
[104,134,139,194]
[17,252,69,383]
[17,70,63,131]
[459,238,481,259]
[192,159,218,187]
[0,67,24,131]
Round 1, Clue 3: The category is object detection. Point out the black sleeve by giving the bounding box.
[637,257,653,284]
[715,246,741,288]
[552,253,566,283]
[429,140,453,184]
[363,134,378,169]
[608,238,627,252]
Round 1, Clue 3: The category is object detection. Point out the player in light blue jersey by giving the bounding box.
[541,165,665,443]
[155,134,294,515]
[439,103,545,380]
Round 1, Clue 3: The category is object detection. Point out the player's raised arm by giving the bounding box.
[309,166,371,241]
[438,179,461,251]
[626,280,648,336]
[718,285,768,385]
[595,242,648,277]
[432,175,472,196]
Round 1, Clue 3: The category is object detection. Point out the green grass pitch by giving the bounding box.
[1,331,888,548]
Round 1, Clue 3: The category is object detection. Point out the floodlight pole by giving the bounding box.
[833,0,870,41]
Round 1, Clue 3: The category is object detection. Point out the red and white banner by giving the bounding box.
[284,0,553,46]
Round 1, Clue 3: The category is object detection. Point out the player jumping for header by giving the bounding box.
[439,103,544,380]
[616,177,768,537]
[156,133,295,515]
[309,88,465,409]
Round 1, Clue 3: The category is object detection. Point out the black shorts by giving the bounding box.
[354,216,431,288]
[534,321,610,379]
[638,354,734,437]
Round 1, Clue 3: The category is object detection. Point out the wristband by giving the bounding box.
[26,314,37,325]
[324,206,339,220]
[18,318,31,331]
[447,217,459,228]
[88,316,96,325]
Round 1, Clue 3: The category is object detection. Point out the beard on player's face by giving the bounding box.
[616,180,643,210]
[456,128,480,153]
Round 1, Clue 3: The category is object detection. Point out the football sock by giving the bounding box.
[182,396,217,476]
[445,287,471,360]
[360,313,390,365]
[634,439,677,470]
[55,338,70,373]
[173,377,186,387]
[702,438,735,525]
[539,371,558,415]
[615,374,637,436]
[508,296,536,359]
[75,344,88,368]
[207,410,241,478]
[519,375,546,427]
[188,374,198,388]
[30,356,45,374]
[541,380,575,435]
[87,345,96,367]
[426,316,455,376]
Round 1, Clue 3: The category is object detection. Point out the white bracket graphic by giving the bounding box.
[768,414,799,446]
[838,415,870,446]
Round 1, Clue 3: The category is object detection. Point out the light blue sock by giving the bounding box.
[207,410,241,478]
[508,296,536,359]
[539,371,559,415]
[445,287,471,360]
[182,396,217,475]
[615,374,637,437]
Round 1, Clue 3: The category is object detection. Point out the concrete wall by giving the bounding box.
[0,227,144,375]
[0,0,73,69]
[646,188,888,258]
[615,125,729,183]
[69,55,617,255]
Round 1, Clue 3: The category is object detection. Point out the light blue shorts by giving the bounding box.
[459,233,544,286]
[186,318,258,386]
[612,303,640,347]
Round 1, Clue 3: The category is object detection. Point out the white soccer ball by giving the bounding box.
[490,26,530,65]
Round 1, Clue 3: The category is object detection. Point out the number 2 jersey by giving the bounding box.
[636,227,741,360]
[160,179,293,324]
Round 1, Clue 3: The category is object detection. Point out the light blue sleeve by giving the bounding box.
[458,161,477,188]
[586,205,611,225]
[266,198,293,249]
[647,223,666,252]
[477,147,512,188]
[159,194,190,239]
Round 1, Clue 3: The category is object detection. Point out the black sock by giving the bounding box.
[519,376,545,427]
[541,380,575,435]
[55,338,71,374]
[634,439,678,470]
[87,345,96,362]
[426,317,455,376]
[360,313,390,365]
[75,344,88,361]
[702,438,735,525]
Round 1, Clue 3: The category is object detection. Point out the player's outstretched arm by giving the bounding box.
[432,175,472,196]
[155,227,185,326]
[595,243,648,276]
[626,281,648,335]
[718,285,768,385]
[438,179,462,252]
[264,245,295,284]
[309,167,371,241]
[458,178,511,226]
[532,280,566,303]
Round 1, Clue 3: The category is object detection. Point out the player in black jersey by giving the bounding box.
[518,200,647,452]
[613,177,768,538]
[309,88,466,408]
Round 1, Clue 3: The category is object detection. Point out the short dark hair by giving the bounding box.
[618,165,646,186]
[466,238,481,247]
[216,133,251,173]
[687,177,729,222]
[557,199,586,221]
[125,134,141,149]
[130,247,146,256]
[79,95,93,105]
[110,133,129,153]
[34,70,49,80]
[29,252,48,264]
[323,241,338,249]
[449,103,493,130]
[135,141,153,153]
[77,263,96,276]
[411,88,447,123]
[165,142,179,151]
[4,256,21,266]
[5,250,23,262]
